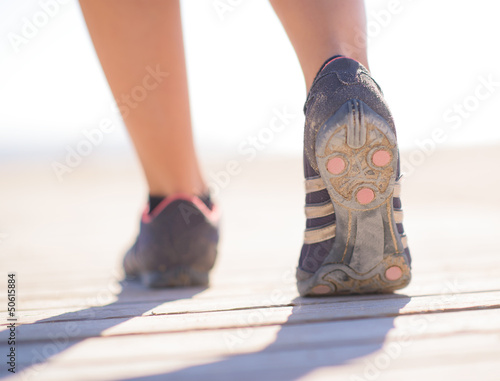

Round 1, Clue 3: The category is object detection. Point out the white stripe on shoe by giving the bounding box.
[305,176,326,194]
[393,181,401,197]
[394,209,404,224]
[401,234,408,249]
[304,224,336,244]
[305,201,335,219]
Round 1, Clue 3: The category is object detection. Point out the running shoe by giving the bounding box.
[123,194,220,288]
[297,56,411,296]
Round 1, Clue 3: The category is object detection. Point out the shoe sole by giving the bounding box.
[129,267,210,288]
[298,100,411,296]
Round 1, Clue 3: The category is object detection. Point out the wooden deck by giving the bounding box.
[1,146,500,380]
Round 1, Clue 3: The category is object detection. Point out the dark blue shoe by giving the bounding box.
[297,56,411,296]
[124,194,220,288]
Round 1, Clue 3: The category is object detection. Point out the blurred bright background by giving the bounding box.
[1,0,500,163]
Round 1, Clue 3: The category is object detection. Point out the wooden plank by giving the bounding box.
[4,291,500,341]
[5,330,500,381]
[5,279,500,326]
[3,308,500,365]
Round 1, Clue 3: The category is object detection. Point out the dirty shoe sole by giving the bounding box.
[297,100,411,296]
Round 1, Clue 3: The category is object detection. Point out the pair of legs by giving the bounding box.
[81,0,411,294]
[79,0,369,197]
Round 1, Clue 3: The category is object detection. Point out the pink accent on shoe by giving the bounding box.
[320,56,344,74]
[372,149,391,167]
[385,266,402,281]
[311,285,331,295]
[327,157,346,175]
[141,193,219,224]
[356,188,375,205]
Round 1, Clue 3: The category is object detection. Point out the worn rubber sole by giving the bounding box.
[298,100,411,296]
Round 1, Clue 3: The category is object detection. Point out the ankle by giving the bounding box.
[147,176,208,198]
[148,192,212,213]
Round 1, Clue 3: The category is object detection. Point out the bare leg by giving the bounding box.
[79,0,205,196]
[270,0,369,91]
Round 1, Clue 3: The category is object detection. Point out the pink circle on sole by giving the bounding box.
[356,188,375,205]
[327,157,345,174]
[372,150,391,167]
[311,285,331,295]
[385,266,402,281]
